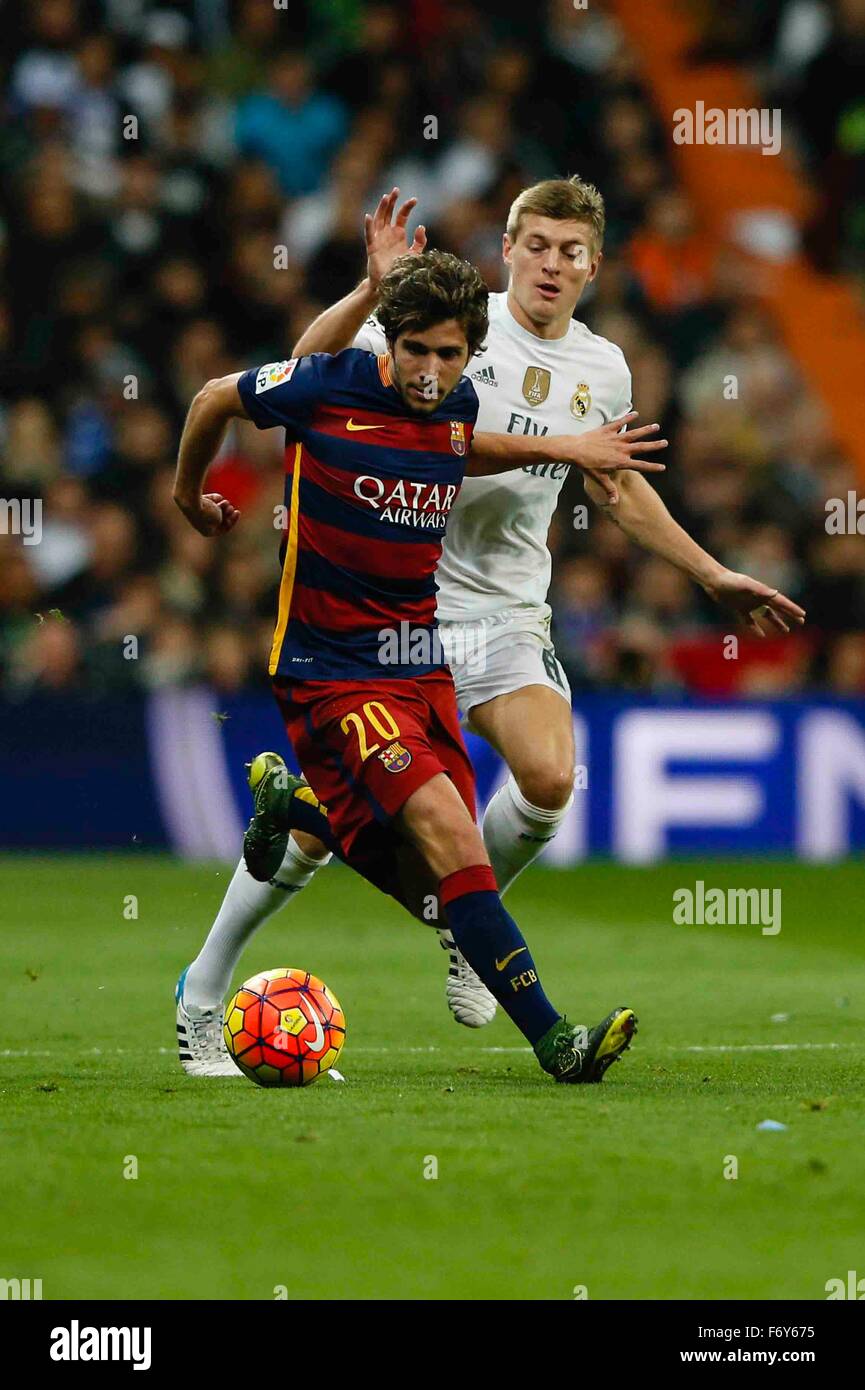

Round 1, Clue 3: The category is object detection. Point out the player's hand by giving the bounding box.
[365,187,427,290]
[557,414,668,502]
[175,491,240,537]
[701,569,806,636]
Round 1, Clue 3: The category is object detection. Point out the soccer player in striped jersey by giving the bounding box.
[173,250,647,1081]
[285,179,805,1024]
[182,181,803,1053]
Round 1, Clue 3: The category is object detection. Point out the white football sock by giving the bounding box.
[482,773,572,895]
[183,837,330,1008]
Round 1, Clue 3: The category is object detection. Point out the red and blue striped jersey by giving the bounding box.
[237,349,479,681]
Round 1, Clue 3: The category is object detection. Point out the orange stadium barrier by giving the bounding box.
[611,0,865,483]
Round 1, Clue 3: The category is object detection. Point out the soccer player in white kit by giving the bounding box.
[176,179,803,1073]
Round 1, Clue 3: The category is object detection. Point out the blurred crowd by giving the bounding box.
[1,0,864,700]
[687,0,865,275]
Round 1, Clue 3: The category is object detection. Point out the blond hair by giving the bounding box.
[506,176,605,252]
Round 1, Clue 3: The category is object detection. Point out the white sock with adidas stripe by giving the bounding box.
[481,774,572,895]
[183,837,330,1009]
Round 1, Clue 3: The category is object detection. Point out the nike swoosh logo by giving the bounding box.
[495,948,527,972]
[345,419,383,432]
[301,994,325,1051]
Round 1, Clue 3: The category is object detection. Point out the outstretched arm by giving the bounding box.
[292,188,426,355]
[583,468,806,636]
[173,373,247,535]
[466,412,668,494]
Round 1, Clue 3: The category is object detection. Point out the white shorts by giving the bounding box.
[437,607,572,723]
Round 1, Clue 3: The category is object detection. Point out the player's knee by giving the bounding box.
[515,764,574,813]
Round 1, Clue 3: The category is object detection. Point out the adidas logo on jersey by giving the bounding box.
[470,364,498,387]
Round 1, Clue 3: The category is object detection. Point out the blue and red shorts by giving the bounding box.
[271,672,477,895]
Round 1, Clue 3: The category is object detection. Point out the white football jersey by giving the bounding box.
[352,290,632,619]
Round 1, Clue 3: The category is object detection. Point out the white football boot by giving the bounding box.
[438,929,497,1027]
[175,967,239,1077]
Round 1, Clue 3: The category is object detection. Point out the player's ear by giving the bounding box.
[586,248,603,283]
[502,232,513,266]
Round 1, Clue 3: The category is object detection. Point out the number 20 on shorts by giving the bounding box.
[340,701,401,762]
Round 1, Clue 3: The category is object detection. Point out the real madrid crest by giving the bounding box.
[450,420,466,456]
[570,382,591,419]
[522,366,551,406]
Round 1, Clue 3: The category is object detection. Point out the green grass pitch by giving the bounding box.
[1,853,863,1301]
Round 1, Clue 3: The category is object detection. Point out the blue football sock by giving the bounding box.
[441,866,560,1046]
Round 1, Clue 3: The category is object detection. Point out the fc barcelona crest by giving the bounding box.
[450,421,466,456]
[570,382,591,418]
[522,366,551,406]
[379,740,413,773]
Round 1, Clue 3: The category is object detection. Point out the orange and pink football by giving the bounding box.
[224,968,346,1086]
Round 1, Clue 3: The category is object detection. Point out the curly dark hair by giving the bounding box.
[376,250,489,358]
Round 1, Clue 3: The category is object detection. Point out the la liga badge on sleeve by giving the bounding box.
[256,360,298,393]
